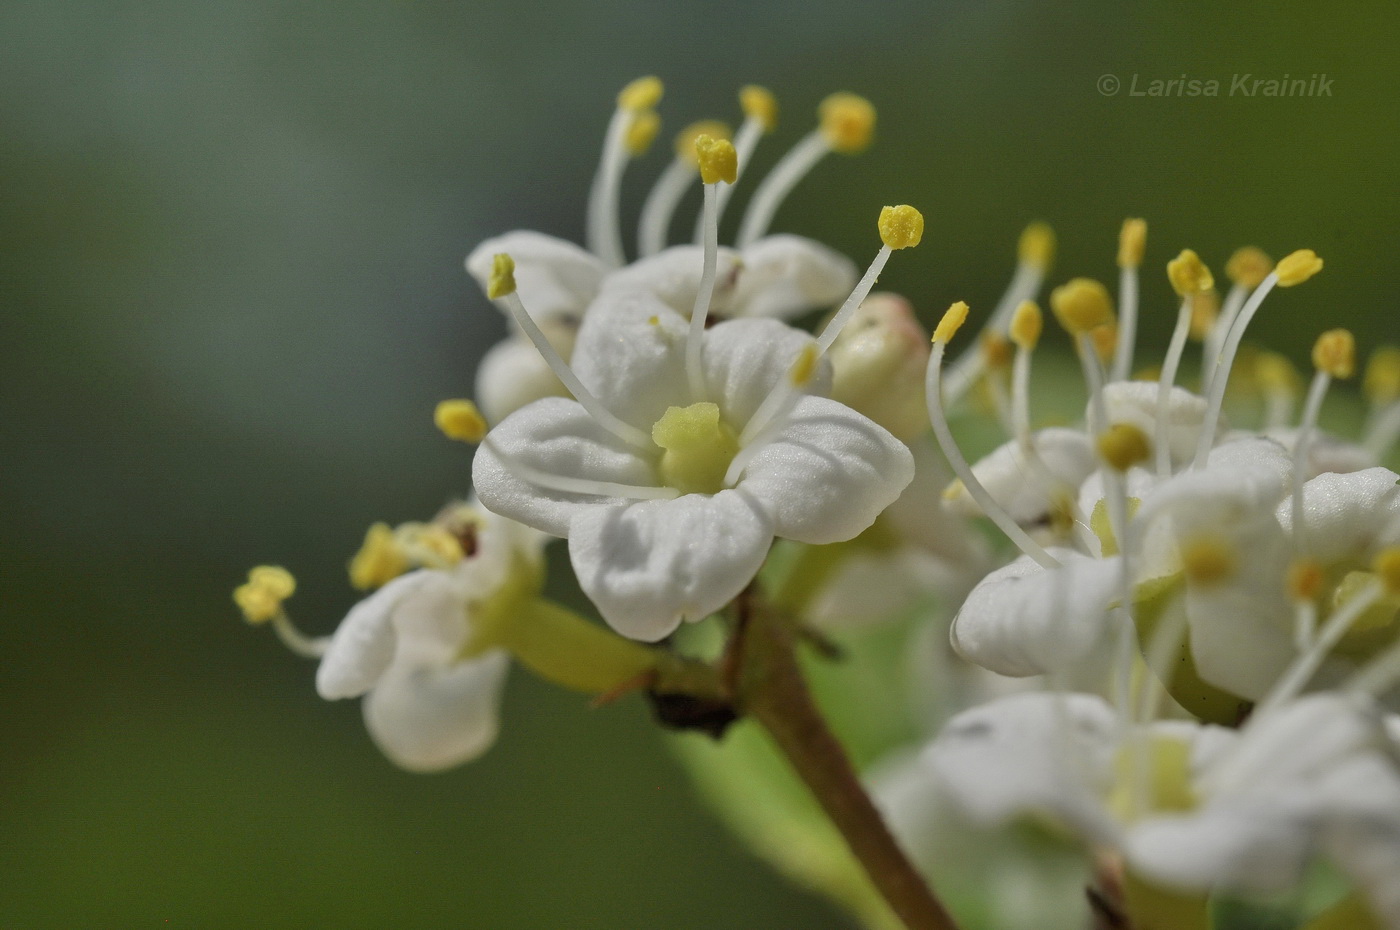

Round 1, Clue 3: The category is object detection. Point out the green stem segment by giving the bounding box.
[739,603,960,930]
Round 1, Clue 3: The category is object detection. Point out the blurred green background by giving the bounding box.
[3,1,1398,927]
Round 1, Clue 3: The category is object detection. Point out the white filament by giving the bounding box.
[638,159,695,258]
[686,182,721,402]
[1112,264,1139,382]
[735,130,828,249]
[586,108,633,268]
[1153,298,1194,476]
[1194,271,1281,467]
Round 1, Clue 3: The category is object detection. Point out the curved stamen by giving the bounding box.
[1112,219,1147,383]
[1201,282,1247,395]
[1257,580,1382,715]
[927,302,1060,569]
[272,611,329,659]
[587,77,663,267]
[638,159,695,258]
[685,137,738,403]
[1153,298,1194,475]
[1290,330,1354,551]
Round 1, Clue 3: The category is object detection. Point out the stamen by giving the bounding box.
[735,92,874,249]
[685,136,738,402]
[710,86,776,231]
[492,254,653,450]
[639,120,729,257]
[1112,218,1147,382]
[724,345,818,484]
[587,76,663,267]
[1193,250,1323,468]
[943,222,1055,404]
[927,302,1060,569]
[1155,250,1214,474]
[1288,558,1324,651]
[485,438,679,501]
[1096,427,1149,726]
[1202,247,1272,395]
[1254,351,1301,429]
[1051,278,1115,434]
[235,566,329,659]
[1343,551,1400,696]
[1258,579,1383,714]
[1363,347,1400,457]
[1290,330,1355,549]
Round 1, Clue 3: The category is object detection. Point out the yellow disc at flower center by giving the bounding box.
[651,402,740,496]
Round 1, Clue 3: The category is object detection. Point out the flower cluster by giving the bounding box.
[233,75,1400,930]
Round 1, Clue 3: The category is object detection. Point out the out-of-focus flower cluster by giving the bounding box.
[234,76,1400,930]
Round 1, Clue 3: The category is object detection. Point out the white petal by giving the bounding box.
[1263,427,1379,480]
[1097,381,1222,468]
[950,549,1121,678]
[315,571,437,700]
[567,489,774,641]
[466,230,605,322]
[569,290,692,430]
[738,396,914,544]
[700,317,832,426]
[947,428,1098,523]
[922,692,1121,843]
[1127,807,1313,893]
[885,435,995,570]
[731,234,858,320]
[474,333,571,425]
[362,650,510,772]
[472,396,658,538]
[599,245,743,318]
[1135,435,1293,531]
[1275,467,1400,563]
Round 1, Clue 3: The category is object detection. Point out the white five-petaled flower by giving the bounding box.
[473,289,915,641]
[315,504,545,772]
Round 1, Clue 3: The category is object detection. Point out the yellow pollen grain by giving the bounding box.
[1287,559,1324,602]
[1097,422,1151,472]
[675,120,731,163]
[695,135,738,185]
[1018,221,1056,271]
[1364,346,1400,405]
[739,85,778,131]
[1376,548,1400,594]
[933,301,970,344]
[487,253,516,299]
[818,92,875,154]
[625,110,661,156]
[1009,300,1043,350]
[1181,537,1237,586]
[1312,329,1356,379]
[1226,246,1272,289]
[878,204,923,250]
[789,343,820,386]
[1276,249,1324,287]
[618,75,664,112]
[233,565,296,624]
[1117,218,1147,269]
[1050,278,1114,334]
[1188,289,1221,342]
[349,522,409,591]
[434,399,488,443]
[1167,249,1214,297]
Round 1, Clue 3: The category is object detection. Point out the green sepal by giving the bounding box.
[497,599,660,695]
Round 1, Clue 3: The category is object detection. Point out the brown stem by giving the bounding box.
[738,603,960,930]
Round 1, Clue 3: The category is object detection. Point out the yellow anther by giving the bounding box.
[1050,278,1114,334]
[1364,346,1400,405]
[1188,289,1220,342]
[1009,300,1043,350]
[1018,221,1056,271]
[981,332,1013,370]
[695,135,738,185]
[1254,351,1301,394]
[739,85,778,132]
[618,75,664,112]
[1275,249,1324,287]
[1287,559,1324,602]
[932,301,970,344]
[878,204,923,250]
[1091,322,1118,363]
[1181,536,1237,586]
[1226,246,1272,289]
[1375,548,1400,595]
[434,399,488,443]
[1117,218,1147,269]
[1097,422,1152,472]
[349,522,410,591]
[625,110,661,156]
[233,565,296,624]
[1312,329,1356,379]
[818,92,875,154]
[1167,248,1214,297]
[789,343,820,386]
[396,523,465,568]
[487,253,516,299]
[675,120,731,163]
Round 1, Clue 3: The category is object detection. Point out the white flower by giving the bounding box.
[944,428,1098,525]
[472,319,576,425]
[315,505,545,772]
[466,230,608,325]
[473,289,914,641]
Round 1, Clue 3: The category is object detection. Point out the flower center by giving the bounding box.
[651,402,739,495]
[1110,733,1197,822]
[1328,568,1400,656]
